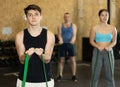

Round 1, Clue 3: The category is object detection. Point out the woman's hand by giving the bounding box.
[97,46,104,51]
[105,46,112,51]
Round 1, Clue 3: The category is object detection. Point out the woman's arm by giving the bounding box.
[105,26,117,51]
[89,27,99,48]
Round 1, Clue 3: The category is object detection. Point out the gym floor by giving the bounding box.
[0,60,120,87]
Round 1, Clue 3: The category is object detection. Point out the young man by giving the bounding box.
[57,12,77,82]
[15,4,55,87]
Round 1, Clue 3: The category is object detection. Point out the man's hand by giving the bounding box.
[25,47,35,56]
[59,40,63,45]
[70,40,74,44]
[35,48,43,56]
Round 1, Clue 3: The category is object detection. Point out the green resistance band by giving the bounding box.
[41,54,48,87]
[57,46,60,76]
[108,51,115,87]
[22,54,48,87]
[91,50,100,87]
[22,53,29,87]
[108,52,114,78]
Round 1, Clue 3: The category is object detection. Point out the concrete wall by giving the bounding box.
[2,0,119,61]
[110,0,120,31]
[0,0,77,40]
[76,0,107,60]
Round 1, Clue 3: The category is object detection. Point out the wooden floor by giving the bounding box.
[0,60,120,87]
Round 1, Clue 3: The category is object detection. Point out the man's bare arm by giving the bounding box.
[42,31,55,63]
[15,31,26,64]
[70,24,77,44]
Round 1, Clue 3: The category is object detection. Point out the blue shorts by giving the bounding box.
[59,43,75,57]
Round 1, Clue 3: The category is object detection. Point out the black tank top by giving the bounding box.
[19,28,53,82]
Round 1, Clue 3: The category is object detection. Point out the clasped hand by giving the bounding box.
[25,47,43,57]
[98,46,112,51]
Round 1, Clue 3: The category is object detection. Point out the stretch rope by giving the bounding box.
[22,54,29,87]
[57,46,60,76]
[41,54,48,87]
[91,50,100,87]
[22,54,48,87]
[108,52,113,77]
[108,51,115,87]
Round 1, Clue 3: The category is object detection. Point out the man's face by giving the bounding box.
[64,14,70,22]
[26,10,42,26]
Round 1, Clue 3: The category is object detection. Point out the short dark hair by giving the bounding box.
[64,12,70,15]
[24,4,42,15]
[98,9,109,16]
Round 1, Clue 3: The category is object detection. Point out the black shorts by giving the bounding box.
[59,43,75,57]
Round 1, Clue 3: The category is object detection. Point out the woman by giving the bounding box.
[89,9,117,87]
[15,4,55,87]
